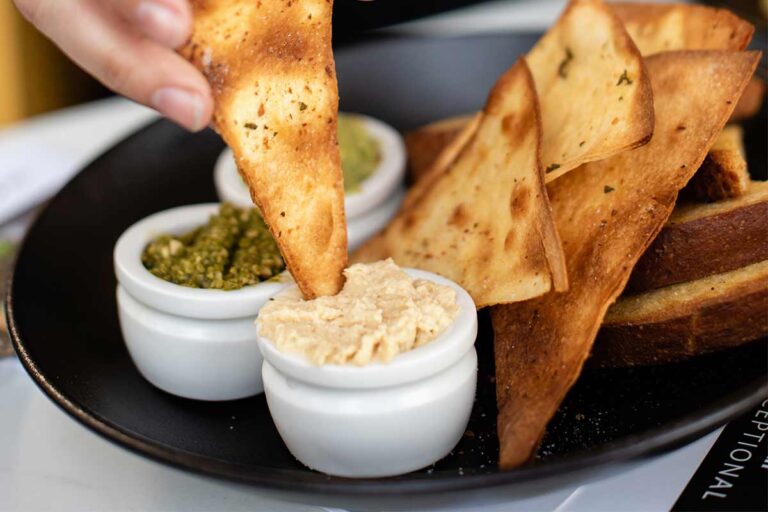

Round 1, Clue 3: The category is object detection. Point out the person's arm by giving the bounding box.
[13,0,213,131]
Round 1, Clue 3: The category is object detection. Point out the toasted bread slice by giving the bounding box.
[628,180,768,293]
[181,0,347,299]
[592,260,768,367]
[681,125,749,202]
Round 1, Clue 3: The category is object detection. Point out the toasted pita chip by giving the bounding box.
[612,3,758,124]
[405,114,476,182]
[612,2,754,55]
[491,50,759,469]
[683,125,749,201]
[402,0,654,186]
[355,60,567,307]
[411,118,753,204]
[181,0,347,299]
[526,0,654,181]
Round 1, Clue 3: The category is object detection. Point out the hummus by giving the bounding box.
[257,259,459,366]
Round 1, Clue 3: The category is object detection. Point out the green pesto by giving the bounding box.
[142,203,284,290]
[338,114,380,192]
[0,240,13,259]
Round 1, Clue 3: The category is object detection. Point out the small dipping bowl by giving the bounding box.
[256,269,478,478]
[214,113,406,249]
[114,203,291,401]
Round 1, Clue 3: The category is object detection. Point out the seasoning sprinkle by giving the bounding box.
[604,185,615,193]
[557,47,574,79]
[545,163,561,174]
[616,69,633,86]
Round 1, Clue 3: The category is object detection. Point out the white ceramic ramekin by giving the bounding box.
[114,203,291,401]
[347,186,404,250]
[256,269,478,478]
[213,113,406,248]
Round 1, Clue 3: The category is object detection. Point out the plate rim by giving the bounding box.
[6,119,768,495]
[7,287,767,495]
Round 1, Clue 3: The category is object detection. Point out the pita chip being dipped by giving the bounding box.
[181,0,347,299]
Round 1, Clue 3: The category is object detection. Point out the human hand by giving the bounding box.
[14,0,213,131]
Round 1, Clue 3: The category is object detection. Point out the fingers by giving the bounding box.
[16,0,212,131]
[104,0,192,48]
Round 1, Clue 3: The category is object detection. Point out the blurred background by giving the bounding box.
[1,0,765,127]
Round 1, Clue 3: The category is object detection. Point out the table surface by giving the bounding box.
[1,1,718,510]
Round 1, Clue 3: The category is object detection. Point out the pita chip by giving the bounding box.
[612,2,754,55]
[181,0,347,299]
[401,0,655,187]
[525,0,654,182]
[491,50,760,469]
[355,60,567,307]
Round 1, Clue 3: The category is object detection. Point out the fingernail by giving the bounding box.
[136,2,186,48]
[151,87,205,131]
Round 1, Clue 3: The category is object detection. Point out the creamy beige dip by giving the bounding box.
[257,259,459,366]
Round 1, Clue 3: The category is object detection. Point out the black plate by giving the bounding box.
[8,34,768,496]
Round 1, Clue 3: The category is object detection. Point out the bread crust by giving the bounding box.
[681,125,749,201]
[593,262,768,367]
[628,183,768,293]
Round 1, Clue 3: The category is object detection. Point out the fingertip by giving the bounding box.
[136,0,191,48]
[152,86,211,132]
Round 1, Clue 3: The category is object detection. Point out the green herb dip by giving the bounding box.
[338,114,380,192]
[142,203,285,290]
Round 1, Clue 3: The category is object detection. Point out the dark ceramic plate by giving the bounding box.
[7,34,768,496]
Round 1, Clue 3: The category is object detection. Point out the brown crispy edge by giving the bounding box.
[627,198,768,292]
[521,56,568,292]
[591,267,768,367]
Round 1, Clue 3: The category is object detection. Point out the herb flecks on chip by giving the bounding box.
[557,47,574,78]
[181,0,347,299]
[617,69,633,86]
